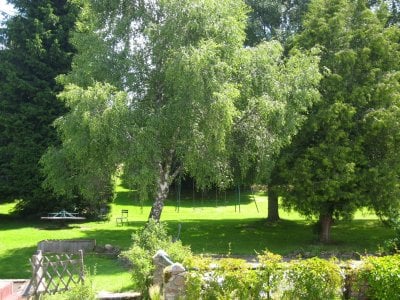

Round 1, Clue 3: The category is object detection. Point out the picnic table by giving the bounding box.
[41,210,86,220]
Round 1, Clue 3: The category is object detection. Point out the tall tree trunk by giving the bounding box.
[148,166,170,221]
[267,186,280,222]
[319,212,333,243]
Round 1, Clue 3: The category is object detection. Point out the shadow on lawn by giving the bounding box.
[168,218,316,255]
[0,214,41,231]
[79,217,392,257]
[0,246,36,278]
[114,189,259,210]
[162,218,391,256]
[0,214,88,231]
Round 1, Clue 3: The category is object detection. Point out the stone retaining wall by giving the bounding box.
[37,239,96,253]
[154,250,371,300]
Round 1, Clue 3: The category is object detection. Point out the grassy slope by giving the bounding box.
[0,184,395,291]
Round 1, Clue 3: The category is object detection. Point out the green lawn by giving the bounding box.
[0,184,395,292]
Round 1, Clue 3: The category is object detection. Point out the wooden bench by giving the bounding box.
[116,209,129,226]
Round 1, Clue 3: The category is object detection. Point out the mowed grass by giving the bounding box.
[0,183,395,292]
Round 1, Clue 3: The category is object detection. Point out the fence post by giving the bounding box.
[79,249,85,284]
[32,250,45,296]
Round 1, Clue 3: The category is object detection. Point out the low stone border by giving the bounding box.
[97,291,141,299]
[37,239,96,253]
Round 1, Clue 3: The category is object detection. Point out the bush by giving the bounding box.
[356,255,400,300]
[186,257,260,299]
[382,218,400,254]
[122,220,192,297]
[186,254,345,300]
[257,250,283,299]
[282,257,343,300]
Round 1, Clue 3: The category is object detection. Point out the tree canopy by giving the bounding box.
[245,0,310,45]
[42,0,321,220]
[0,0,79,215]
[277,0,400,242]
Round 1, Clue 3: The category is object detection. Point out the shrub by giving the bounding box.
[186,257,260,299]
[382,218,400,254]
[217,258,260,299]
[257,250,283,300]
[282,257,343,300]
[122,220,192,297]
[186,253,345,300]
[356,255,400,300]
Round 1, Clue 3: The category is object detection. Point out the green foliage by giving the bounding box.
[185,252,283,299]
[282,258,343,300]
[0,0,79,215]
[245,0,310,45]
[186,254,344,299]
[186,257,261,300]
[257,250,283,299]
[45,0,321,221]
[231,43,321,183]
[42,270,96,300]
[278,0,400,241]
[59,279,96,300]
[123,219,192,296]
[381,217,400,254]
[356,255,400,300]
[148,285,162,300]
[41,83,123,214]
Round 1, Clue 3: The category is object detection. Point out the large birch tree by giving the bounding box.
[42,0,321,221]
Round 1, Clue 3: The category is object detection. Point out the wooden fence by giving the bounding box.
[25,250,84,297]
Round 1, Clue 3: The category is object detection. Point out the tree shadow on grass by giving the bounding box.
[0,214,42,231]
[77,218,384,257]
[113,189,258,210]
[0,246,36,279]
[79,218,313,256]
[0,214,89,231]
[166,218,316,255]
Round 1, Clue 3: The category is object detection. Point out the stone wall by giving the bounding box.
[37,239,96,253]
[163,263,186,300]
[153,250,186,300]
[154,250,372,300]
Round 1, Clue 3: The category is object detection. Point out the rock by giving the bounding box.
[171,263,185,275]
[105,244,113,251]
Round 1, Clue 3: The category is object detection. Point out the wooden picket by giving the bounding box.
[26,250,84,297]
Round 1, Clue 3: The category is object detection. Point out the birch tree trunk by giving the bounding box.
[148,165,170,221]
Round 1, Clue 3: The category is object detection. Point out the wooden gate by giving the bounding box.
[25,250,84,297]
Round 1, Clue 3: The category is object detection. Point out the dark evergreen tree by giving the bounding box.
[246,0,400,223]
[278,0,400,242]
[0,0,79,215]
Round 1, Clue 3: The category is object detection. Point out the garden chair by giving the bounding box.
[116,209,129,226]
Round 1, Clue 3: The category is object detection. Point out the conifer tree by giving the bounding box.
[0,0,79,215]
[278,0,400,242]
